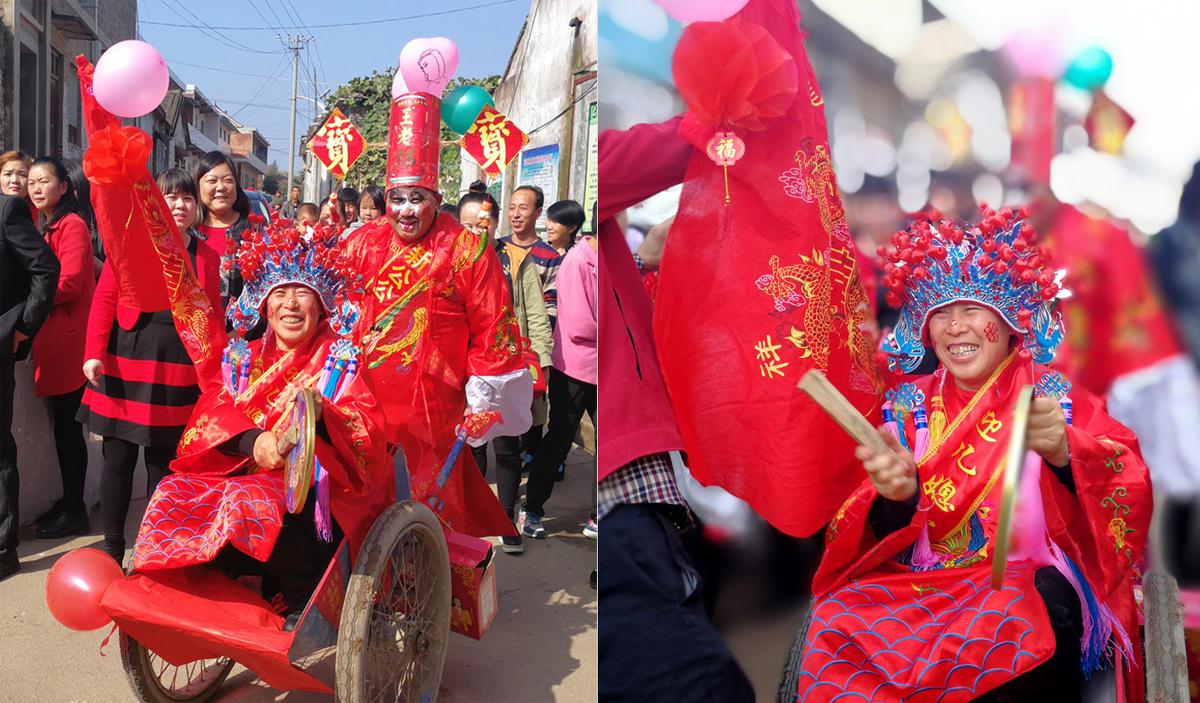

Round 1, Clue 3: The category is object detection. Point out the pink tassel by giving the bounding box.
[313,461,332,542]
[1009,452,1053,567]
[910,520,939,570]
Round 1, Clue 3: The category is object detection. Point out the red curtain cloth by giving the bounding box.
[653,0,882,537]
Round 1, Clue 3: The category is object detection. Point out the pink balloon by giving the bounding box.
[45,548,123,631]
[653,0,749,22]
[1003,30,1068,79]
[391,69,409,100]
[399,37,459,98]
[93,40,169,118]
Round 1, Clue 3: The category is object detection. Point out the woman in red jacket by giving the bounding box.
[77,170,221,563]
[194,152,251,305]
[26,156,96,539]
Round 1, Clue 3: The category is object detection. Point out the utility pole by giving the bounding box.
[284,34,310,197]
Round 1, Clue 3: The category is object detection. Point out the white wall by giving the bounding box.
[11,360,145,526]
[480,0,597,234]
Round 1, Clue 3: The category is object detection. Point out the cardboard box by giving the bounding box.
[444,526,498,640]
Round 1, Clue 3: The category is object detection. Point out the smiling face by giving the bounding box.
[359,194,381,223]
[27,163,66,216]
[927,302,1014,391]
[199,163,237,220]
[458,201,496,238]
[507,189,539,238]
[0,160,29,198]
[163,189,198,231]
[546,218,573,251]
[265,284,322,350]
[386,187,438,241]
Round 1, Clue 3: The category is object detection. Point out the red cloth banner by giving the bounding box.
[653,0,882,538]
[458,104,528,178]
[1008,77,1056,186]
[308,107,365,180]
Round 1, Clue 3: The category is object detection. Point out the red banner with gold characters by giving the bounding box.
[458,104,529,178]
[309,107,365,180]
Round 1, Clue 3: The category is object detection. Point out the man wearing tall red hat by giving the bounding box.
[341,89,531,539]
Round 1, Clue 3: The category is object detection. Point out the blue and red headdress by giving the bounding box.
[226,218,362,337]
[879,205,1066,373]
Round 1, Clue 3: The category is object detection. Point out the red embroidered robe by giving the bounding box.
[343,214,523,537]
[799,354,1151,703]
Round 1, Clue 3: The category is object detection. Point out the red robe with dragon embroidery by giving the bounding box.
[798,354,1151,703]
[342,214,522,537]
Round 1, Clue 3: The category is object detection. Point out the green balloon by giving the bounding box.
[1063,46,1113,91]
[442,85,496,134]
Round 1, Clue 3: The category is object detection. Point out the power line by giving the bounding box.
[256,0,288,32]
[281,0,330,95]
[245,0,282,40]
[140,0,518,31]
[526,83,597,136]
[232,53,289,117]
[159,0,281,55]
[161,57,339,85]
[206,97,292,111]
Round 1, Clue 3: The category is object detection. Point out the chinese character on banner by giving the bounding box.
[309,108,365,180]
[458,105,529,178]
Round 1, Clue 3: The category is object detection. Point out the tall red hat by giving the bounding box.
[387,92,442,193]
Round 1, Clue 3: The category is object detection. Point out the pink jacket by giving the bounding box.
[552,237,597,384]
[597,116,690,481]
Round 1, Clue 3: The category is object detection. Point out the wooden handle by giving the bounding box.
[797,370,889,454]
[277,425,300,456]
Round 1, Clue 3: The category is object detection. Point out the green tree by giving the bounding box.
[263,162,284,195]
[324,69,501,197]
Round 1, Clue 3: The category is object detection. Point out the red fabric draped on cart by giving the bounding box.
[103,567,330,692]
[653,0,882,537]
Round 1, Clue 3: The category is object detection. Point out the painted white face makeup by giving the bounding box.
[386,187,437,241]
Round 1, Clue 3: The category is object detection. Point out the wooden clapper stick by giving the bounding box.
[799,370,1033,590]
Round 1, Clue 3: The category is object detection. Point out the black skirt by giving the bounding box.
[77,309,201,448]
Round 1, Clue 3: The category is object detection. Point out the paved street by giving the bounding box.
[0,446,597,702]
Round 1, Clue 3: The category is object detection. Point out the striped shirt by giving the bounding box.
[498,235,562,320]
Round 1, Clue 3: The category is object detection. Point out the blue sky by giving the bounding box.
[138,0,528,172]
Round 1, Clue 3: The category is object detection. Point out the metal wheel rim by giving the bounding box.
[140,648,233,701]
[360,523,446,702]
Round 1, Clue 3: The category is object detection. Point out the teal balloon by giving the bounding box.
[1063,47,1113,91]
[442,85,495,134]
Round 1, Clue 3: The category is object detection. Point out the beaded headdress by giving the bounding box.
[879,205,1066,373]
[226,218,362,337]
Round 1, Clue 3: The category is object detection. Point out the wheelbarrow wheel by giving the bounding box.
[119,631,234,703]
[336,500,451,703]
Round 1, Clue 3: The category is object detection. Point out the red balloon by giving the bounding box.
[45,548,123,631]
